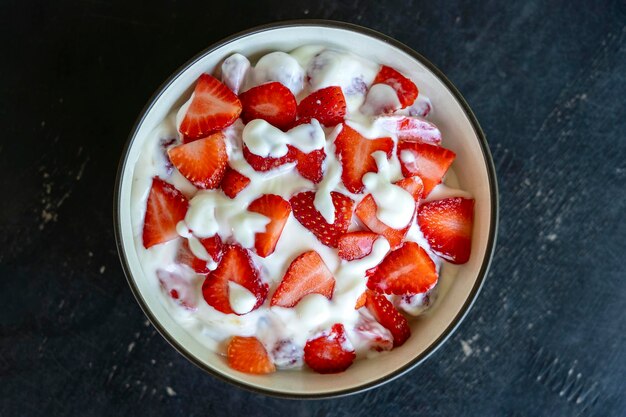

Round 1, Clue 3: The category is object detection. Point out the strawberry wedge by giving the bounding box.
[142,177,188,249]
[397,141,455,196]
[373,65,418,108]
[297,86,347,127]
[227,336,275,374]
[248,194,291,258]
[239,82,297,130]
[168,132,228,189]
[304,324,355,374]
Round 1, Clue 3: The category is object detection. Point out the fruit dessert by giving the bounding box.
[131,46,475,375]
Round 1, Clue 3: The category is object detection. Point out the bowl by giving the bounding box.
[114,19,498,398]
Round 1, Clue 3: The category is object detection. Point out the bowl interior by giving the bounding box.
[117,22,496,397]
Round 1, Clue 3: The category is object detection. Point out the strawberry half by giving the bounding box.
[221,167,250,198]
[337,231,379,261]
[239,82,297,130]
[179,73,242,139]
[418,197,474,264]
[367,242,438,295]
[364,290,410,347]
[373,66,418,108]
[334,124,393,193]
[304,324,356,374]
[227,336,276,374]
[378,115,441,144]
[202,245,268,315]
[248,194,291,258]
[297,86,347,127]
[142,177,188,249]
[168,132,228,189]
[243,145,296,172]
[290,191,355,248]
[271,251,335,308]
[397,141,456,196]
[199,235,223,263]
[176,239,210,274]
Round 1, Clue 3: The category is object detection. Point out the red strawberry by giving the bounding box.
[248,194,291,258]
[367,242,438,295]
[373,66,418,108]
[334,124,393,193]
[304,324,356,374]
[337,231,379,261]
[397,141,456,196]
[394,176,424,201]
[418,197,474,264]
[179,74,242,139]
[294,147,326,183]
[354,317,394,352]
[242,145,296,172]
[364,290,410,347]
[142,177,188,249]
[199,235,223,263]
[297,86,347,127]
[378,115,441,144]
[168,132,228,189]
[221,167,250,198]
[202,245,268,315]
[239,82,297,130]
[290,191,354,248]
[176,239,210,274]
[227,336,276,374]
[270,251,335,308]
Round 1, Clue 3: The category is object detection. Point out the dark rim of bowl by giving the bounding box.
[113,19,499,400]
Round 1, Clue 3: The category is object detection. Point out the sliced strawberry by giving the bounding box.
[179,73,242,139]
[142,177,188,249]
[397,141,456,196]
[199,235,223,263]
[395,175,424,201]
[221,167,250,198]
[294,147,326,183]
[248,194,291,258]
[227,336,276,374]
[337,231,379,261]
[367,242,438,295]
[334,124,393,193]
[168,132,228,189]
[242,145,296,172]
[418,197,474,264]
[355,194,414,249]
[290,191,354,248]
[239,82,297,130]
[378,115,441,144]
[304,324,356,374]
[202,245,268,315]
[355,316,393,352]
[373,66,418,108]
[271,251,335,308]
[297,86,347,127]
[365,290,410,347]
[176,239,210,274]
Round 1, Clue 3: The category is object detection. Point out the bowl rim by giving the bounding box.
[113,19,499,400]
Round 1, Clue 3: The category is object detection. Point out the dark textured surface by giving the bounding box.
[1,0,625,415]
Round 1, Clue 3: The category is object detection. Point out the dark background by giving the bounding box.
[1,0,625,415]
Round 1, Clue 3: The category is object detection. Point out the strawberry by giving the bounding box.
[270,251,335,308]
[418,197,474,264]
[239,82,297,130]
[227,336,276,374]
[248,194,291,258]
[176,239,210,274]
[179,73,242,139]
[378,115,441,144]
[394,176,424,201]
[354,316,393,352]
[290,191,355,248]
[364,290,410,347]
[199,235,223,263]
[397,141,456,196]
[304,324,356,374]
[337,231,379,261]
[373,65,418,108]
[297,86,347,127]
[334,124,393,193]
[294,147,326,183]
[367,242,438,295]
[220,167,250,198]
[168,132,228,189]
[157,268,198,310]
[142,177,188,249]
[202,245,268,315]
[242,145,296,172]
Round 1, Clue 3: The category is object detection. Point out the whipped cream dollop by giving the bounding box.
[242,118,325,157]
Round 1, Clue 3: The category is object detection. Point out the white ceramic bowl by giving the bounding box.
[114,20,498,398]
